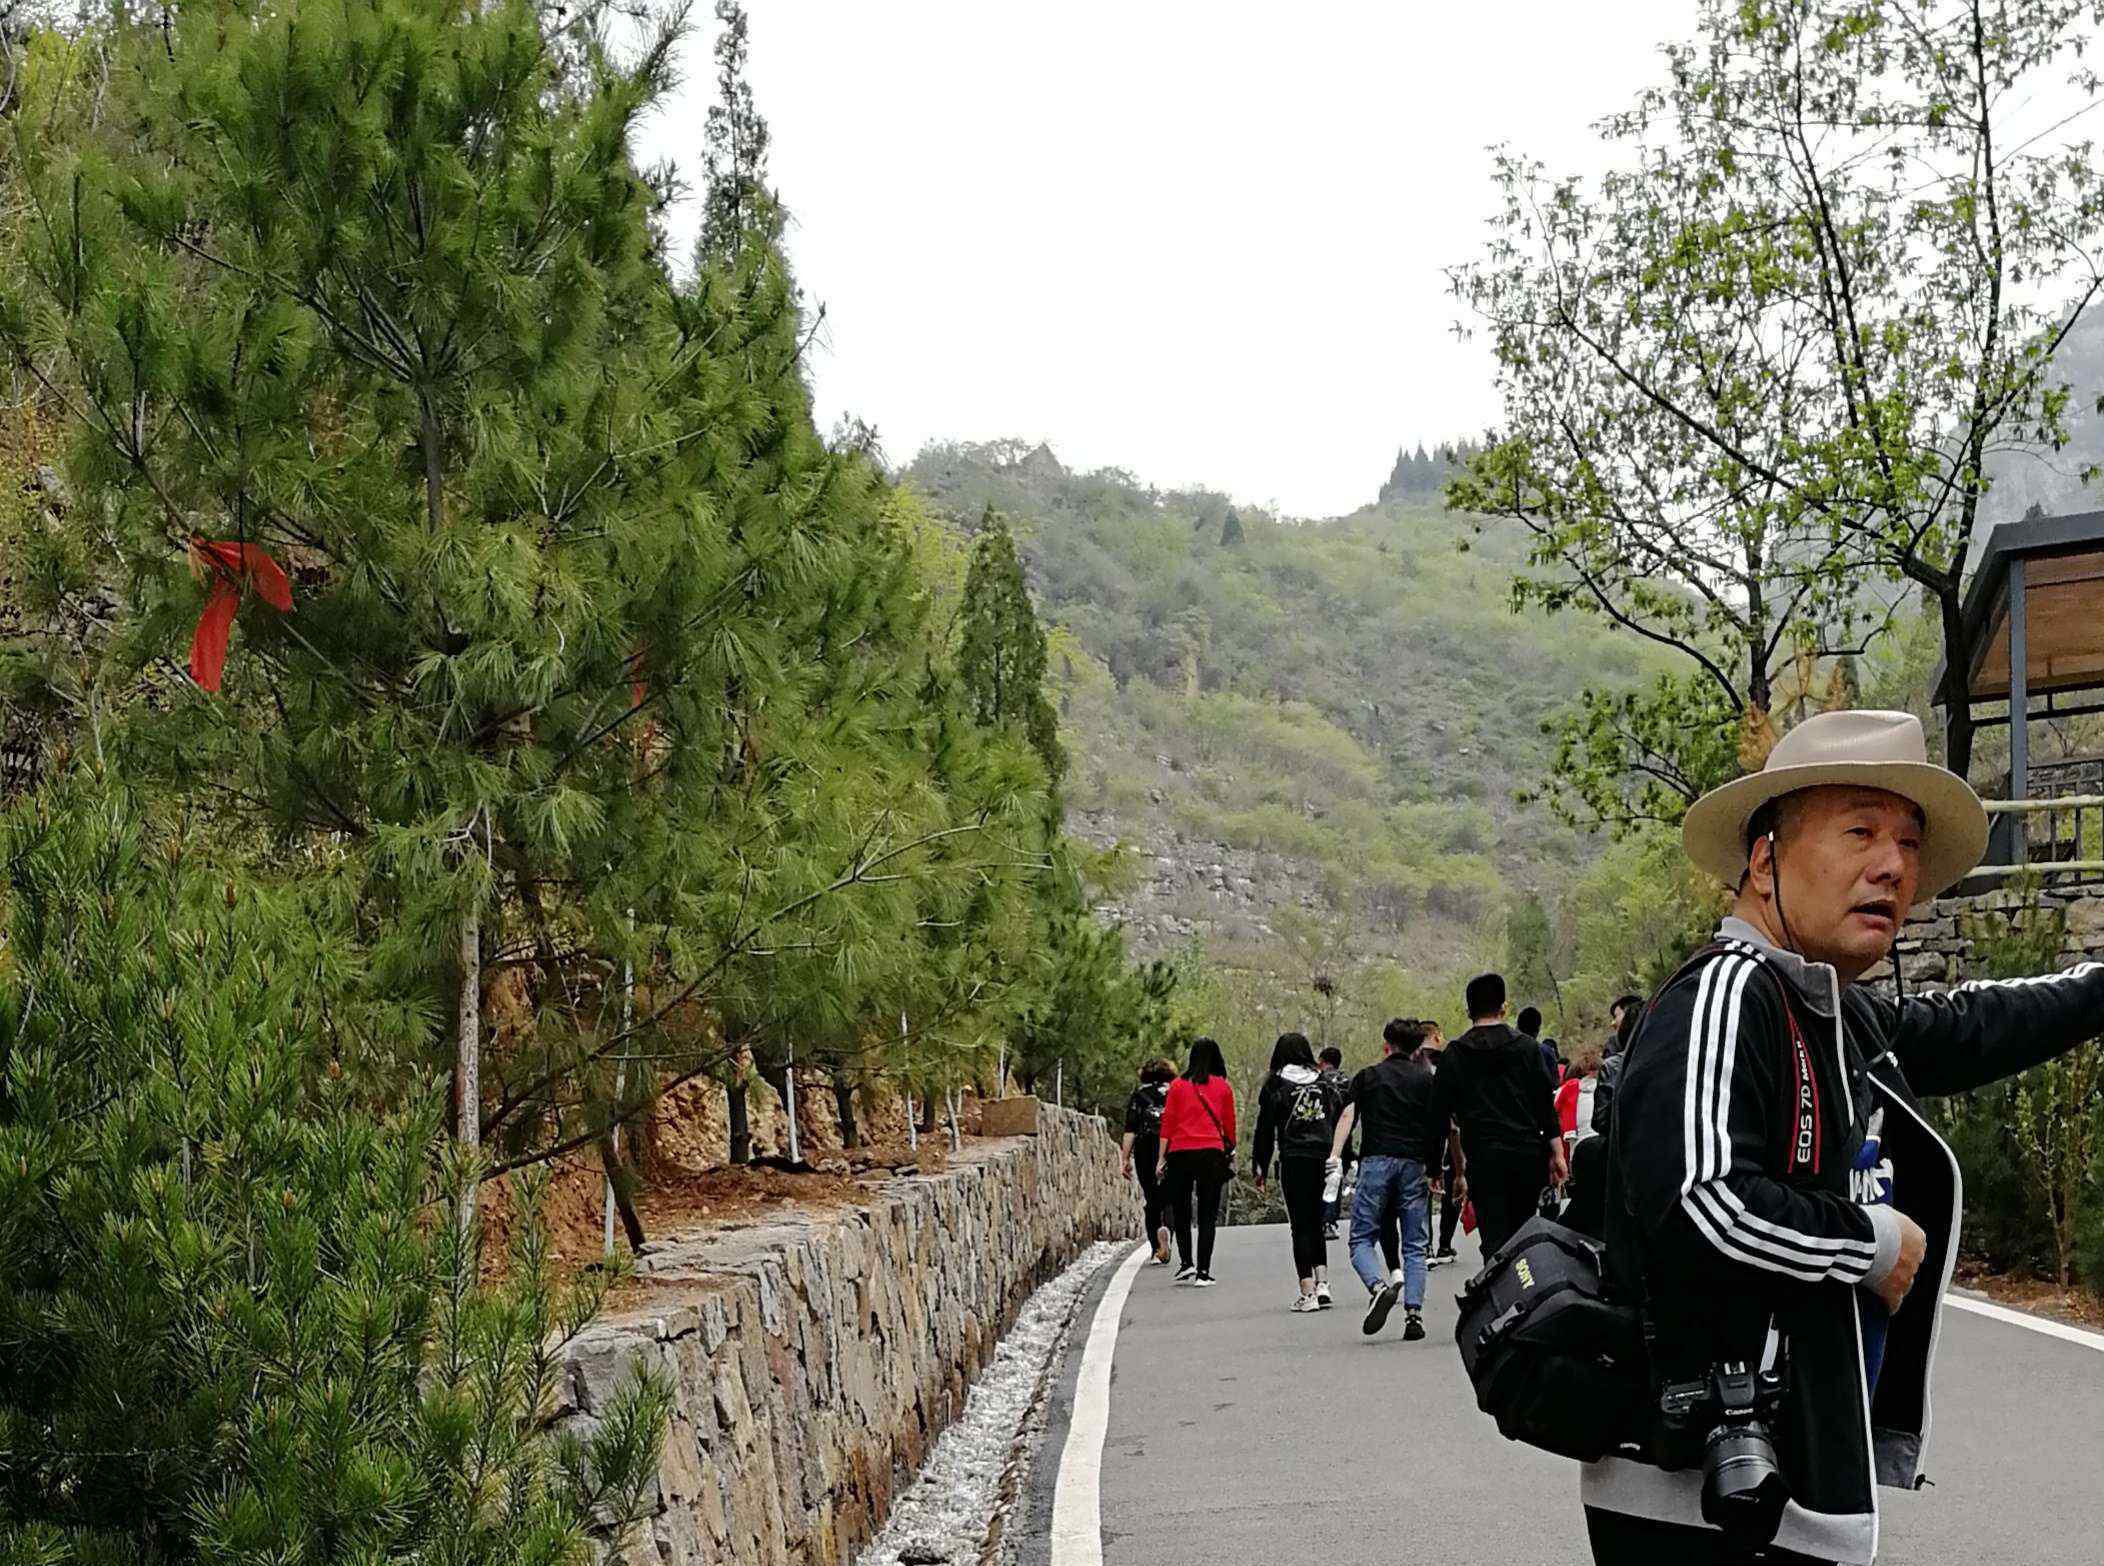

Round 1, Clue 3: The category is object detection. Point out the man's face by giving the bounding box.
[1745,786,1924,981]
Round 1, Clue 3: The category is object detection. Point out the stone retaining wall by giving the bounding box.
[1867,884,2104,989]
[556,1105,1137,1566]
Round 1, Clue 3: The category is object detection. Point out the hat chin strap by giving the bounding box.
[1767,830,1810,962]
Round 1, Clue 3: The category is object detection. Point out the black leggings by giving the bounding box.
[1133,1139,1169,1241]
[1165,1149,1230,1272]
[1279,1156,1327,1279]
[1438,1181,1462,1250]
[1585,1507,1832,1564]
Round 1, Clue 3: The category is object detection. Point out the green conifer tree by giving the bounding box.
[0,778,666,1563]
[1219,506,1244,547]
[957,508,1064,785]
[0,0,917,1211]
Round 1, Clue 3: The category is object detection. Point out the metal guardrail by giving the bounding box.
[1959,796,2104,882]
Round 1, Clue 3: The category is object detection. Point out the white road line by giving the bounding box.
[1049,1241,1150,1566]
[1945,1290,2104,1353]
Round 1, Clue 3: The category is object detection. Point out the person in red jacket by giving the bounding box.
[1155,1037,1237,1285]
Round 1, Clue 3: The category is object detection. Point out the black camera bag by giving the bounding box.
[1452,1213,1648,1462]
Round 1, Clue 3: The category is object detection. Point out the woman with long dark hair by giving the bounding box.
[1254,1031,1342,1312]
[1156,1037,1237,1285]
[1121,1057,1177,1264]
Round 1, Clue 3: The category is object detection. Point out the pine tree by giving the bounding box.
[2,0,1175,1199]
[957,507,1064,784]
[699,0,778,260]
[1219,505,1244,546]
[0,0,719,1190]
[0,777,667,1564]
[0,0,880,1208]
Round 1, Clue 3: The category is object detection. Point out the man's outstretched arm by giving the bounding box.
[1874,962,2104,1097]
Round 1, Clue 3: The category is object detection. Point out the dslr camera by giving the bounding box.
[1656,1358,1792,1546]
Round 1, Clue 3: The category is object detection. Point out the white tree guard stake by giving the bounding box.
[1055,1058,1063,1108]
[785,1041,800,1165]
[456,905,480,1235]
[946,1086,961,1152]
[997,1042,1007,1098]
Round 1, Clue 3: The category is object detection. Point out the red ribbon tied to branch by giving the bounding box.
[187,538,293,693]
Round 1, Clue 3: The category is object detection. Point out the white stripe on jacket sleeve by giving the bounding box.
[1676,955,1876,1284]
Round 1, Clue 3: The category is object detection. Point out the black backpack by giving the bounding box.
[1452,1215,1648,1462]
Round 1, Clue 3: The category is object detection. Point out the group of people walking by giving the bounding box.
[1118,1039,1237,1284]
[1118,972,1584,1335]
[1112,712,2104,1565]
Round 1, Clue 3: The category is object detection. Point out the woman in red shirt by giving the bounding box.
[1154,1037,1237,1284]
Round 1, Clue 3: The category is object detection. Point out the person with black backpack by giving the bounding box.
[1156,1037,1238,1286]
[1584,712,2104,1563]
[1120,1058,1177,1266]
[1253,1031,1342,1313]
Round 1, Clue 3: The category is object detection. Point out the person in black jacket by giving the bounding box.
[1120,1058,1176,1266]
[1426,973,1566,1258]
[1589,710,2104,1566]
[1253,1032,1342,1312]
[1327,1017,1441,1339]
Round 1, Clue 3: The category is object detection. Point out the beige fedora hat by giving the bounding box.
[1681,710,1988,903]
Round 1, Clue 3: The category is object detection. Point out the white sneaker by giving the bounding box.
[1192,1272,1218,1287]
[1316,1284,1334,1309]
[1291,1293,1321,1313]
[1174,1264,1197,1284]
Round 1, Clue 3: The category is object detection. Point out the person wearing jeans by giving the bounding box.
[1327,1017,1440,1339]
[1348,1152,1429,1319]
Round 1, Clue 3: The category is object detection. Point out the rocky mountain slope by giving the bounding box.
[904,441,1675,971]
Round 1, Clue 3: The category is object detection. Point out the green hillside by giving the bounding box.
[905,440,1677,971]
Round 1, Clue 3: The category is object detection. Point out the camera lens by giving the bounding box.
[1701,1421,1791,1544]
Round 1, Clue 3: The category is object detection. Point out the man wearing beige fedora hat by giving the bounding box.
[1581,710,2104,1564]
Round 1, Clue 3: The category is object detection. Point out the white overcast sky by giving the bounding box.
[632,3,1700,518]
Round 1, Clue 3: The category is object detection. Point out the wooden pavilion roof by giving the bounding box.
[1948,510,2104,704]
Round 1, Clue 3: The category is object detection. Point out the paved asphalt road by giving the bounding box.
[1064,1222,2104,1566]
